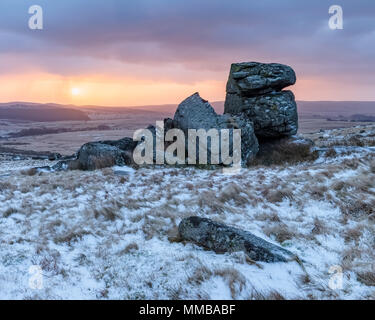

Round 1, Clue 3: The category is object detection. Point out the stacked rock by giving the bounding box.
[224,62,298,138]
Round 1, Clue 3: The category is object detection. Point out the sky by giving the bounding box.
[0,0,374,106]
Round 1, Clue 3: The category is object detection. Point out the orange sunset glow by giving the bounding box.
[0,73,374,107]
[1,1,374,106]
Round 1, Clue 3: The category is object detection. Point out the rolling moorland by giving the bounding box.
[0,100,375,299]
[1,100,375,156]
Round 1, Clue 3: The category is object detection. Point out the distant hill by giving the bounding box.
[121,100,375,118]
[296,101,375,117]
[1,100,374,122]
[0,103,90,122]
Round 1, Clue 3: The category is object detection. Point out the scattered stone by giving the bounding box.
[52,137,138,171]
[77,142,129,170]
[179,216,296,263]
[48,153,62,161]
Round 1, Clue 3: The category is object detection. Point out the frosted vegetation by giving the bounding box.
[0,125,375,299]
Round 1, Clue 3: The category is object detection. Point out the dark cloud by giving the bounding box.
[0,0,374,86]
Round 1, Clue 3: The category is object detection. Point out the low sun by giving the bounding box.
[71,87,81,96]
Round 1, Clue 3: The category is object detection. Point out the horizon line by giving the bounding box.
[1,99,375,109]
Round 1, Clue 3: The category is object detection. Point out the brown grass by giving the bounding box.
[249,138,318,166]
[120,242,139,254]
[262,188,294,203]
[356,271,375,287]
[311,217,327,235]
[88,156,117,170]
[187,265,213,285]
[263,223,296,243]
[21,167,38,176]
[0,181,12,192]
[370,161,375,174]
[213,267,246,299]
[54,229,90,245]
[341,247,361,271]
[248,289,286,300]
[93,205,120,221]
[2,207,17,218]
[219,183,250,206]
[344,226,363,243]
[339,198,375,217]
[325,147,337,158]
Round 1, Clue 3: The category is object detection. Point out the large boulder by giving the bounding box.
[179,217,296,263]
[226,91,298,138]
[52,138,137,171]
[224,62,298,138]
[76,142,127,170]
[173,93,259,165]
[226,62,296,97]
[174,93,222,132]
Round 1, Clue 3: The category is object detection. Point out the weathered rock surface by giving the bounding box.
[76,142,128,170]
[174,93,223,133]
[226,62,296,97]
[174,93,259,164]
[97,137,137,153]
[179,216,296,263]
[226,91,298,138]
[53,138,137,171]
[224,62,298,138]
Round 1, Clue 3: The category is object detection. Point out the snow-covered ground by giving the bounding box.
[1,127,375,299]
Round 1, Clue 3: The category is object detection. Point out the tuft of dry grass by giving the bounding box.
[249,137,318,166]
[89,156,117,170]
[356,271,375,287]
[339,199,375,217]
[120,242,139,254]
[54,229,90,245]
[198,190,229,214]
[213,267,246,299]
[93,205,120,221]
[344,226,363,243]
[263,223,296,243]
[219,183,250,206]
[187,265,213,285]
[248,289,286,300]
[21,167,38,176]
[325,147,337,158]
[311,217,327,235]
[262,188,294,203]
[370,161,375,174]
[0,181,12,192]
[308,185,328,200]
[341,247,361,271]
[2,207,18,218]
